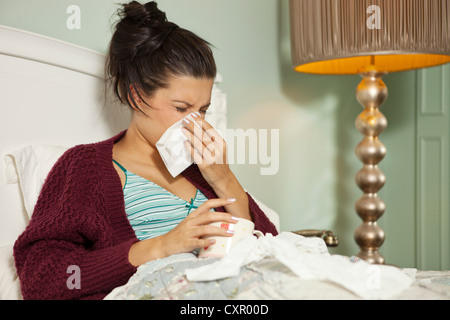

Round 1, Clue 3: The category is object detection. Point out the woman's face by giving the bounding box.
[131,75,214,147]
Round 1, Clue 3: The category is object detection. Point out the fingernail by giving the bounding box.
[183,118,190,125]
[231,216,239,221]
[226,230,234,234]
[192,112,199,118]
[208,239,216,245]
[182,130,191,140]
[227,198,236,202]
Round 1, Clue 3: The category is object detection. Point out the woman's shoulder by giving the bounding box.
[59,142,105,166]
[53,132,124,172]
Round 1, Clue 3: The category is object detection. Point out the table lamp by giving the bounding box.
[289,0,450,264]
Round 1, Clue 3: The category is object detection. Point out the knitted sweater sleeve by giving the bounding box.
[13,146,138,300]
[247,193,278,236]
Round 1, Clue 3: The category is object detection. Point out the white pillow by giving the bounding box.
[0,243,22,300]
[249,195,280,232]
[4,144,68,219]
[1,145,68,300]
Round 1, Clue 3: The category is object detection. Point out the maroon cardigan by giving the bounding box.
[13,131,278,300]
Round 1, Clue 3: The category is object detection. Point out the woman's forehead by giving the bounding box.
[158,76,213,102]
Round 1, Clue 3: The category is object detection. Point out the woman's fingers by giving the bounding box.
[191,198,236,216]
[183,114,214,142]
[190,115,221,150]
[182,124,213,161]
[187,198,238,237]
[184,132,211,162]
[194,212,238,230]
[194,223,234,238]
[182,116,225,165]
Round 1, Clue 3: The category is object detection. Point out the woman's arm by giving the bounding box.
[211,178,278,235]
[14,147,138,300]
[182,115,277,233]
[205,171,251,221]
[15,236,137,300]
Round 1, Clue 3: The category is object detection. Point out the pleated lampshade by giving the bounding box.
[290,0,450,75]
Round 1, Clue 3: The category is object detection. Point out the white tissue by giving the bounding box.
[185,232,414,299]
[156,113,198,177]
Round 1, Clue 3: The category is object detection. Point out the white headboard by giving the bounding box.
[0,25,227,246]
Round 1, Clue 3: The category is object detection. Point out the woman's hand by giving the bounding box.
[181,113,231,187]
[181,114,252,221]
[128,198,237,266]
[161,198,238,255]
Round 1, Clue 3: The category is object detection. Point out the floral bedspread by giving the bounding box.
[106,253,267,300]
[105,234,450,300]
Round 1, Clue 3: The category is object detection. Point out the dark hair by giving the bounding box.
[106,1,216,113]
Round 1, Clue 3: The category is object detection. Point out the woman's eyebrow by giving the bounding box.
[172,100,211,108]
[172,100,193,107]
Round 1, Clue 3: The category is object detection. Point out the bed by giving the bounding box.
[1,25,449,300]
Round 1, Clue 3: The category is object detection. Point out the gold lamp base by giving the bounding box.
[354,67,388,264]
[288,0,450,265]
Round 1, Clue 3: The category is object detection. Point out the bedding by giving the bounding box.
[0,244,22,300]
[105,232,450,300]
[5,145,69,219]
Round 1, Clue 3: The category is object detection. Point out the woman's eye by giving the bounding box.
[175,106,208,114]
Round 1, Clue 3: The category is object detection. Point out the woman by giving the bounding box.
[13,1,277,300]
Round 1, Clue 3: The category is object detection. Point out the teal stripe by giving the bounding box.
[112,159,127,173]
[114,164,208,241]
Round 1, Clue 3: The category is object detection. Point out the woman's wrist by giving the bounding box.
[210,173,251,220]
[128,237,167,267]
[207,170,235,192]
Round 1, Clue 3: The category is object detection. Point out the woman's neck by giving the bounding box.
[113,124,165,170]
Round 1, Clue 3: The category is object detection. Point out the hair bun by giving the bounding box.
[123,1,169,29]
[112,1,179,61]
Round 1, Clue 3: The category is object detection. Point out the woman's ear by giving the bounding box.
[128,83,142,112]
[127,83,150,116]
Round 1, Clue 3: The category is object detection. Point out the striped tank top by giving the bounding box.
[113,160,209,241]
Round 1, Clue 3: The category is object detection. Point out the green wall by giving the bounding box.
[1,0,448,270]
